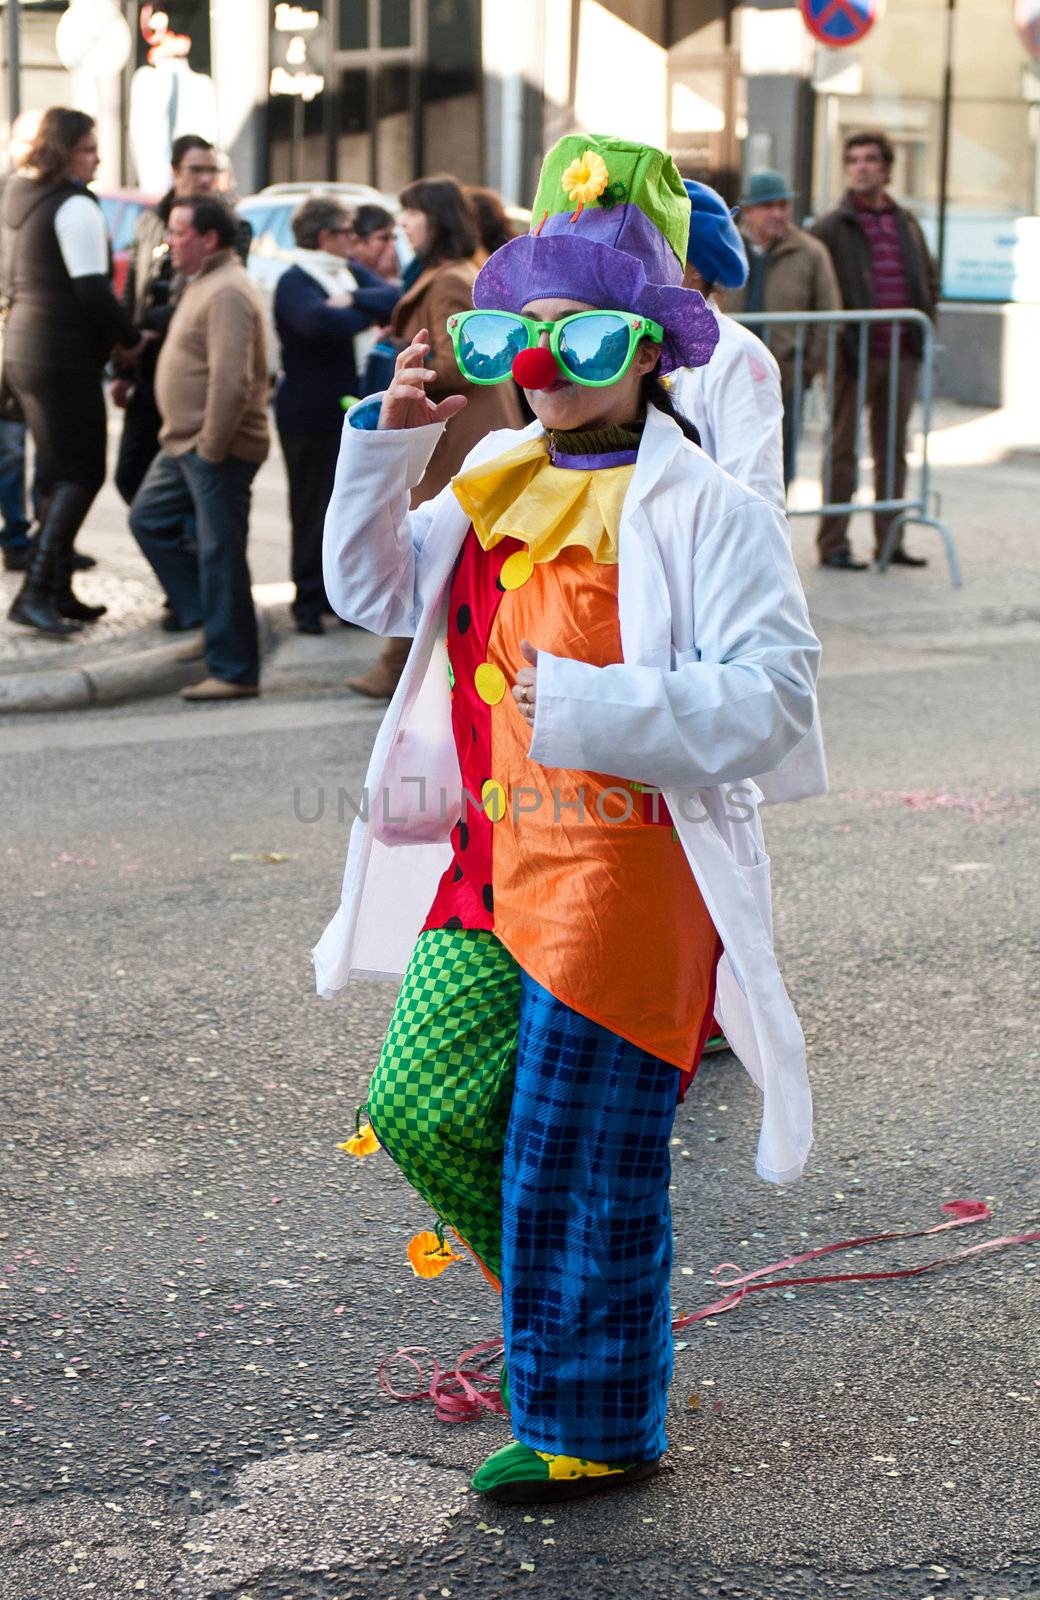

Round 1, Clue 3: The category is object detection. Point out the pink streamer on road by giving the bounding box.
[376,1201,1039,1421]
[671,1199,1039,1329]
[378,1337,506,1423]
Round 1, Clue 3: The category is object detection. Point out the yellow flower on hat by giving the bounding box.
[562,149,609,210]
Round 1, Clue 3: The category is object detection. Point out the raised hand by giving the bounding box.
[378,329,468,431]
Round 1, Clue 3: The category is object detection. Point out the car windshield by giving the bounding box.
[110,203,144,252]
[239,204,280,251]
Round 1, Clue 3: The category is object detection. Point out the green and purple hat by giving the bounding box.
[473,134,719,373]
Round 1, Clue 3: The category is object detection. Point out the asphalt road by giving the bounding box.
[1,620,1038,1598]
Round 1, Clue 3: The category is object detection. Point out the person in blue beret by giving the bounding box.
[669,178,825,1061]
[669,179,785,511]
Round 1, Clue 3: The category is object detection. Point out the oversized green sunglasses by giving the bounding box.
[446,308,664,388]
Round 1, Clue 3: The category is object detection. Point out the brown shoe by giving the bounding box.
[347,636,411,699]
[171,631,206,662]
[181,677,259,702]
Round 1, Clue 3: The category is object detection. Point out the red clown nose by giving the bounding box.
[511,346,560,389]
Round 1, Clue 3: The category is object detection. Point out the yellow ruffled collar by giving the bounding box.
[451,437,635,566]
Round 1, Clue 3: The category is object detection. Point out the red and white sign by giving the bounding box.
[799,0,883,48]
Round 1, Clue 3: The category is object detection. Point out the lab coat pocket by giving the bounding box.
[370,726,462,844]
[370,638,462,845]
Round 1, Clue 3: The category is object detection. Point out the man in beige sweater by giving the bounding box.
[129,195,270,700]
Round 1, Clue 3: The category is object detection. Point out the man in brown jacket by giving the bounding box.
[723,169,841,488]
[129,196,270,700]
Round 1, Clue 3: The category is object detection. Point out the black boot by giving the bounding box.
[46,485,106,623]
[7,522,83,638]
[53,577,107,623]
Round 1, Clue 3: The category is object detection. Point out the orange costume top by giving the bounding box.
[421,429,720,1083]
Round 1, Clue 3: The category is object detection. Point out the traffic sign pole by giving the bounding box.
[6,0,21,125]
[936,0,957,295]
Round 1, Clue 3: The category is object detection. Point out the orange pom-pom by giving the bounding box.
[407,1230,464,1279]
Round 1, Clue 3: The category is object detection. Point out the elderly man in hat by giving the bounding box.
[723,170,841,490]
[669,179,785,511]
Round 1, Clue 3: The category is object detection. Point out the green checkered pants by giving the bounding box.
[366,928,521,1279]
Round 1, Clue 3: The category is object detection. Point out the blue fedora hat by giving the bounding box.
[738,169,796,207]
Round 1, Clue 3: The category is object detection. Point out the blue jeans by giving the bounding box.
[0,418,30,551]
[130,450,261,686]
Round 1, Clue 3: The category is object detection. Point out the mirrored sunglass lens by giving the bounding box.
[458,314,527,379]
[557,314,630,382]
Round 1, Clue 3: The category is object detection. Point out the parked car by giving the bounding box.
[240,183,402,278]
[237,183,406,374]
[95,189,159,299]
[237,183,531,374]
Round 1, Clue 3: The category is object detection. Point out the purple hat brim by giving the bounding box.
[473,233,719,373]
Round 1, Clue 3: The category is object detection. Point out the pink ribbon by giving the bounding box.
[376,1201,1039,1422]
[377,1336,506,1423]
[671,1198,1039,1330]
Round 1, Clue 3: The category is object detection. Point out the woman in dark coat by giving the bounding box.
[274,196,398,633]
[2,108,145,636]
[348,176,523,698]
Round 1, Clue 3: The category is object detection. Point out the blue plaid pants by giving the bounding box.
[504,968,680,1462]
[370,932,680,1462]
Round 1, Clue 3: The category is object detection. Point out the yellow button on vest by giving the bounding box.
[481,779,508,822]
[499,550,535,590]
[474,662,506,705]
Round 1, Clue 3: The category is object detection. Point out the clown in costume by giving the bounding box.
[317,136,821,1503]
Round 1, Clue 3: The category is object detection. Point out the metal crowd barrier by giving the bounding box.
[733,307,962,587]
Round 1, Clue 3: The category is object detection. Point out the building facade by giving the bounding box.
[3,0,1038,395]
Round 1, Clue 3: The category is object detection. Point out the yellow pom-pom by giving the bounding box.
[561,149,610,208]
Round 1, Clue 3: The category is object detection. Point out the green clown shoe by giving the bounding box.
[471,1441,661,1504]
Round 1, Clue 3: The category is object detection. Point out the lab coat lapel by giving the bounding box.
[617,405,685,668]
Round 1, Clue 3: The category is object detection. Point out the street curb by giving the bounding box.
[0,607,280,715]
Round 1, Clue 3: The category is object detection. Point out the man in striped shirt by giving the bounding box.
[811,130,939,571]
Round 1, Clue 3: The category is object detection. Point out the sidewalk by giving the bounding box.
[1,397,1036,712]
[0,424,381,712]
[788,397,1039,672]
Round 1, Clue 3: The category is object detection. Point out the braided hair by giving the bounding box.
[642,371,701,448]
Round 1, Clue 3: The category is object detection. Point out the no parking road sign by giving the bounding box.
[799,0,883,47]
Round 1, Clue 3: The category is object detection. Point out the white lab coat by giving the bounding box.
[316,403,821,1185]
[672,311,828,806]
[670,310,785,510]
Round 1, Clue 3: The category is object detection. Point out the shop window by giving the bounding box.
[335,66,372,183]
[380,0,412,48]
[135,1,212,75]
[811,0,1040,300]
[267,89,328,186]
[338,0,370,50]
[423,0,481,184]
[376,62,414,193]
